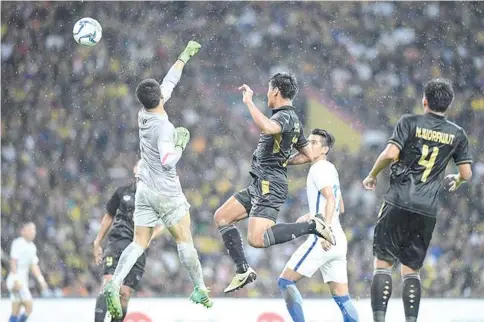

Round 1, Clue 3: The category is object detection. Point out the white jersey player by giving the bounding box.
[7,222,48,322]
[278,129,359,322]
[103,41,212,321]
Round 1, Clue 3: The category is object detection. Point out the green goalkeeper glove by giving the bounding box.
[178,41,201,64]
[175,127,190,150]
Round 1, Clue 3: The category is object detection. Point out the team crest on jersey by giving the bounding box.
[123,195,132,201]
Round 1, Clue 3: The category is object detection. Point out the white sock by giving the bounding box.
[177,242,206,289]
[112,242,145,286]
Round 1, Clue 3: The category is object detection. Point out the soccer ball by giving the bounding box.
[73,17,102,47]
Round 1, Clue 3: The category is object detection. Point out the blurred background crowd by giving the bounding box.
[1,2,483,299]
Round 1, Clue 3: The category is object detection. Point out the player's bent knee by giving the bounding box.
[329,282,349,297]
[214,207,230,227]
[247,233,265,248]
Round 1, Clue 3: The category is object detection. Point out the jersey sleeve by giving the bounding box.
[10,239,21,260]
[160,66,182,104]
[157,126,182,169]
[312,163,333,191]
[106,188,121,217]
[271,110,291,133]
[453,129,473,165]
[388,115,411,150]
[295,126,309,149]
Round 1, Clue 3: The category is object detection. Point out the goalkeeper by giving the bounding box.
[103,41,213,320]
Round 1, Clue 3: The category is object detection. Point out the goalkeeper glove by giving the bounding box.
[178,40,201,64]
[175,127,190,150]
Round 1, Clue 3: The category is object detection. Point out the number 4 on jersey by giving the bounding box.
[418,144,439,182]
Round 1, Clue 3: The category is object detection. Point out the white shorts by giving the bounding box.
[6,275,32,302]
[134,180,190,228]
[285,231,348,283]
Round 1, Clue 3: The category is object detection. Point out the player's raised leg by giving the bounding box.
[104,225,152,319]
[214,194,256,293]
[167,212,212,308]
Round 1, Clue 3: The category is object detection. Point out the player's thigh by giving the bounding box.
[133,226,154,248]
[214,194,250,226]
[133,181,161,232]
[372,202,404,266]
[284,235,323,278]
[248,177,286,222]
[400,214,436,271]
[166,211,193,243]
[321,257,349,291]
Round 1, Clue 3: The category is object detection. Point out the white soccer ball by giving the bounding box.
[73,17,102,47]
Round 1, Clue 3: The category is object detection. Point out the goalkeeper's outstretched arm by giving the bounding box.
[160,41,201,104]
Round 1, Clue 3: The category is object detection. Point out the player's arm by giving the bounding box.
[93,188,120,264]
[30,262,48,291]
[158,127,190,170]
[160,41,201,104]
[339,197,345,214]
[288,127,313,165]
[363,115,410,190]
[320,186,336,225]
[446,129,473,191]
[366,143,400,178]
[9,240,21,289]
[238,84,281,134]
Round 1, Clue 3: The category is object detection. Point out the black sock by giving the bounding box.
[220,225,249,274]
[402,274,421,322]
[263,221,316,247]
[371,268,393,322]
[94,293,108,322]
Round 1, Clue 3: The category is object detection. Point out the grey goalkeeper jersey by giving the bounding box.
[135,66,184,196]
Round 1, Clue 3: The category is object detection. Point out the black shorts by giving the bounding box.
[103,240,146,290]
[234,175,287,222]
[373,202,436,270]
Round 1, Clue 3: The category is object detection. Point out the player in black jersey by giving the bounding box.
[93,162,164,322]
[362,78,473,322]
[214,73,334,293]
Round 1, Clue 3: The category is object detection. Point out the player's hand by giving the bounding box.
[445,174,465,192]
[238,84,254,105]
[363,175,377,190]
[40,279,49,292]
[296,213,314,223]
[175,127,190,150]
[178,40,201,64]
[321,239,333,251]
[93,242,103,265]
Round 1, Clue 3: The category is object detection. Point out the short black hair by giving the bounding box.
[269,72,299,100]
[136,79,162,109]
[423,78,454,113]
[312,128,335,152]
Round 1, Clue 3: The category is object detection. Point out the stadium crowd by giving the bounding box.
[2,2,483,299]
